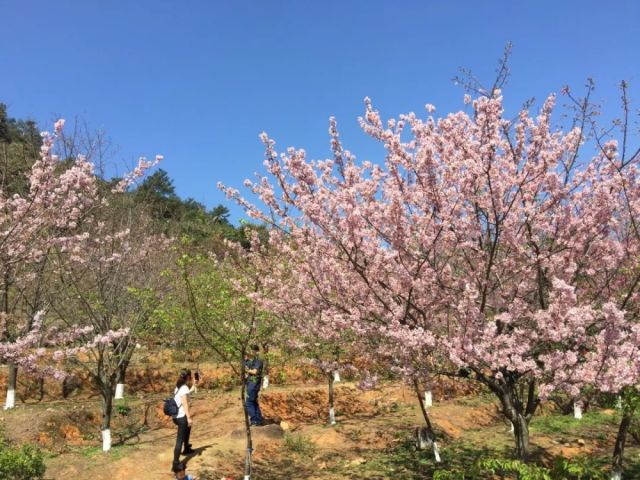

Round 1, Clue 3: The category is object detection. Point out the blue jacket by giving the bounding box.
[245,357,263,384]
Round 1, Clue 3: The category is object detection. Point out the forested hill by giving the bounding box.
[0,102,261,249]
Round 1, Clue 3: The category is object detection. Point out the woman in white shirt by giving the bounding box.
[172,369,196,471]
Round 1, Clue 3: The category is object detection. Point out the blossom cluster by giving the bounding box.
[1,120,165,379]
[223,90,640,403]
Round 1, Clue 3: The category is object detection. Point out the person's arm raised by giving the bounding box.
[188,376,199,393]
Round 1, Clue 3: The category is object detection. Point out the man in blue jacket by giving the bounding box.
[244,344,264,426]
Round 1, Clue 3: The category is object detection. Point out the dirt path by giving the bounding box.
[8,380,627,479]
[43,390,257,479]
[37,383,503,479]
[2,362,636,478]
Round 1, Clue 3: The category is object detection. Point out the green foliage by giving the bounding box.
[283,433,316,456]
[430,457,608,480]
[0,432,46,480]
[433,471,466,480]
[115,400,132,417]
[156,237,277,371]
[0,102,42,196]
[132,169,260,245]
[360,433,618,480]
[617,387,640,445]
[0,102,41,147]
[474,457,607,480]
[137,168,177,199]
[272,369,288,385]
[619,387,640,413]
[530,410,620,435]
[551,457,609,479]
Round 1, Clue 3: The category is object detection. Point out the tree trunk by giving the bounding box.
[4,362,17,409]
[62,375,75,399]
[115,362,127,400]
[413,379,435,435]
[328,373,336,425]
[424,390,433,408]
[413,378,440,462]
[498,388,532,461]
[241,354,253,480]
[513,412,530,461]
[573,399,583,419]
[37,376,45,402]
[478,374,540,463]
[101,383,114,452]
[261,344,269,390]
[612,408,633,480]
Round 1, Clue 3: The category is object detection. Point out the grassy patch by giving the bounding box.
[283,433,317,456]
[349,438,505,479]
[69,443,136,462]
[530,410,620,436]
[77,445,103,459]
[454,393,495,408]
[342,430,640,480]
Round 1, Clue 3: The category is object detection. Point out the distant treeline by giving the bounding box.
[0,102,263,249]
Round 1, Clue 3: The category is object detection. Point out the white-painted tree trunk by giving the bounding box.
[329,407,336,425]
[333,370,340,383]
[509,421,515,434]
[262,375,269,390]
[574,403,583,420]
[424,390,433,408]
[102,428,111,452]
[433,441,441,462]
[244,476,251,480]
[417,428,432,449]
[616,396,622,409]
[114,383,125,399]
[611,469,622,480]
[4,388,15,410]
[416,425,441,460]
[4,364,17,410]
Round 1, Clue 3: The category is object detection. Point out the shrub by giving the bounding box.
[475,457,607,480]
[0,437,46,480]
[116,400,132,417]
[431,456,607,480]
[283,433,316,456]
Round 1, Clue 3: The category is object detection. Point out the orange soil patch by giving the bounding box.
[430,402,499,438]
[260,386,377,424]
[312,428,348,450]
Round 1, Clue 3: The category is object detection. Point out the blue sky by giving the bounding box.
[1,1,639,223]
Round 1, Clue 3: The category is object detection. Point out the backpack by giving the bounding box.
[163,396,179,417]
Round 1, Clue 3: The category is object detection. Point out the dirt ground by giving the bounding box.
[0,380,479,479]
[0,366,638,479]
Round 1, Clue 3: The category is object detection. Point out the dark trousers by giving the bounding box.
[245,381,263,424]
[172,416,191,467]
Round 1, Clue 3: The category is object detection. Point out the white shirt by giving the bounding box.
[174,385,190,418]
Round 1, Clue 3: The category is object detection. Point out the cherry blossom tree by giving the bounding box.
[579,80,640,480]
[222,87,640,462]
[0,120,100,408]
[50,188,169,452]
[0,117,167,449]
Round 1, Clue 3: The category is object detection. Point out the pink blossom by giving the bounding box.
[220,89,640,439]
[54,118,65,134]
